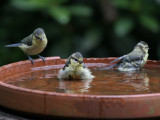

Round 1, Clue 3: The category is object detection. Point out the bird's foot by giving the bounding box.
[38,55,45,62]
[27,55,34,64]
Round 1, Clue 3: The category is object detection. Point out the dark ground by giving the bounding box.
[1,106,160,120]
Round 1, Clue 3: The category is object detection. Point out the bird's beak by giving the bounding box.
[146,46,149,49]
[40,37,44,41]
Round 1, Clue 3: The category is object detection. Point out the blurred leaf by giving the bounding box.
[114,18,134,37]
[48,7,71,24]
[11,0,69,11]
[139,15,159,33]
[111,0,130,9]
[130,0,141,12]
[69,5,93,17]
[11,0,50,10]
[51,0,69,4]
[156,0,160,4]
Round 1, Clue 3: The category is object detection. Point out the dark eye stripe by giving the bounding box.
[34,33,40,39]
[72,57,78,62]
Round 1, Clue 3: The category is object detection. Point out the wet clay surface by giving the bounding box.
[3,61,160,95]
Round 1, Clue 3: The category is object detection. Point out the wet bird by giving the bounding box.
[5,28,48,64]
[58,52,94,80]
[106,41,149,71]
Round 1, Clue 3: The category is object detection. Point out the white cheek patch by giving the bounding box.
[71,59,79,66]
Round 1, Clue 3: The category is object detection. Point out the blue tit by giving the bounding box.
[58,52,94,80]
[106,41,149,71]
[5,28,48,64]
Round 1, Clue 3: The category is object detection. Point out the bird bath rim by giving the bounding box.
[1,57,160,119]
[0,56,160,98]
[0,57,160,98]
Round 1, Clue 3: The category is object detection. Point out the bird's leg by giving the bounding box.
[38,55,45,62]
[27,55,34,64]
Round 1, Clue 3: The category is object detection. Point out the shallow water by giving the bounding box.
[4,63,160,95]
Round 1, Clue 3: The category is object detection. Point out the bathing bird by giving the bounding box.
[58,52,94,80]
[106,41,149,71]
[5,28,48,64]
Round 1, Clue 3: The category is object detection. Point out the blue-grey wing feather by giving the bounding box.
[21,34,33,46]
[125,52,143,62]
[122,52,144,68]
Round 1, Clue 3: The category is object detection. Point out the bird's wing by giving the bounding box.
[63,56,72,70]
[110,55,128,63]
[21,34,33,46]
[63,63,69,70]
[122,52,144,68]
[126,52,143,62]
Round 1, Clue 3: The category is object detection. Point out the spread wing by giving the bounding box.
[21,34,33,46]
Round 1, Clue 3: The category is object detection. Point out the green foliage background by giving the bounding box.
[0,0,160,66]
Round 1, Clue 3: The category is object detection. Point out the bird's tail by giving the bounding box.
[5,43,22,47]
[105,63,118,69]
[110,55,127,63]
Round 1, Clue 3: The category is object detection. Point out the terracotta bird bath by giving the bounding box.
[0,57,160,119]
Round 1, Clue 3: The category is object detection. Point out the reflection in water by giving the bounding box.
[59,79,92,94]
[121,71,149,92]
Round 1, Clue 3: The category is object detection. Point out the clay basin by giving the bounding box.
[1,57,160,119]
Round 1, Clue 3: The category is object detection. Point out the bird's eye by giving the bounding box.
[72,57,78,62]
[74,58,78,62]
[34,34,40,39]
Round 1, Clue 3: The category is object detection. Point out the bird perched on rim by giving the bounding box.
[58,52,94,80]
[5,28,47,64]
[106,41,149,71]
